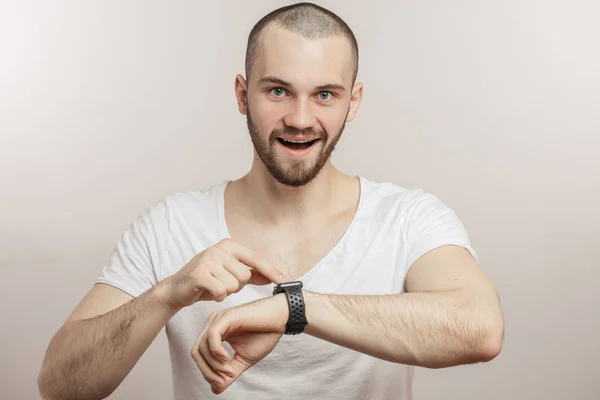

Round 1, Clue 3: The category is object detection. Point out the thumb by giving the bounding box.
[211,354,253,395]
[230,353,255,374]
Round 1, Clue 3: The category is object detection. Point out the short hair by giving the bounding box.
[244,2,359,86]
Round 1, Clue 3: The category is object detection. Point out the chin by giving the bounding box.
[270,166,322,187]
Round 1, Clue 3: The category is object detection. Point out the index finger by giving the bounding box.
[217,239,287,284]
[248,270,275,286]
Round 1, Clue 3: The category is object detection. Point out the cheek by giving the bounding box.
[252,103,284,132]
[319,111,346,135]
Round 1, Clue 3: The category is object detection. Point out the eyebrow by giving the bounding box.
[258,76,346,92]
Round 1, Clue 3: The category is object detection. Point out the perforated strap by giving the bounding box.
[283,286,307,335]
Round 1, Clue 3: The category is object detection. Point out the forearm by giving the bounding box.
[303,289,503,368]
[38,283,179,400]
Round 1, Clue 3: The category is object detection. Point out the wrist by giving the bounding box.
[271,293,290,332]
[301,290,317,334]
[272,281,309,335]
[152,279,183,314]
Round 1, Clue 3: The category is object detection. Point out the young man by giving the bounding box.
[38,3,504,399]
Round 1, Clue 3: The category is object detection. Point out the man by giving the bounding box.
[38,2,504,399]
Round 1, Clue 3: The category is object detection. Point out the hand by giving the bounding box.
[162,238,287,309]
[192,294,289,395]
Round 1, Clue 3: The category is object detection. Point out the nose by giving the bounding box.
[283,97,316,130]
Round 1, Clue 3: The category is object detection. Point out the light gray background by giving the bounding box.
[1,1,599,399]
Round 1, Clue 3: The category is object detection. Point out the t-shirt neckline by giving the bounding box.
[216,175,366,282]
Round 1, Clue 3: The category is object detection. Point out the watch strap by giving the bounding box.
[273,282,308,335]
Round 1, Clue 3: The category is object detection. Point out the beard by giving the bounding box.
[246,106,347,187]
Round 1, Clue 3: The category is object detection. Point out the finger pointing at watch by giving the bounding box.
[162,238,288,310]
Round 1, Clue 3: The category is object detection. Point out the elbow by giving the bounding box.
[38,368,60,400]
[435,306,504,368]
[38,367,64,400]
[426,319,503,369]
[476,331,503,363]
[417,298,504,369]
[38,371,49,400]
[38,362,55,400]
[472,310,505,363]
[465,289,505,364]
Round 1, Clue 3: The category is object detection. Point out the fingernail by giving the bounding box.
[211,383,220,393]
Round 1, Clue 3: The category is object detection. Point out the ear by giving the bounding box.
[345,81,363,123]
[234,74,249,115]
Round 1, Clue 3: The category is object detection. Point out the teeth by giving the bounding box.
[282,139,314,143]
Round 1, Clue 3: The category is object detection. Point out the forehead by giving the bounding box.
[253,24,353,87]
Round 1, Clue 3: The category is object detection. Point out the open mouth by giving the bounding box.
[276,138,320,150]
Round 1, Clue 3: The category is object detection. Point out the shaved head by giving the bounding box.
[245,2,359,85]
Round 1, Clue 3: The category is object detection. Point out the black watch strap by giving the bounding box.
[273,281,308,335]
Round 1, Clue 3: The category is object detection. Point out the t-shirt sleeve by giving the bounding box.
[403,191,478,269]
[94,200,169,298]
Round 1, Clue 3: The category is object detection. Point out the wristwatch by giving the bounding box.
[272,281,308,335]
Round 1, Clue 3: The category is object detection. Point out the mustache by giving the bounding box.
[270,126,328,141]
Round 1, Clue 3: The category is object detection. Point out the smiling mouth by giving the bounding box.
[276,138,320,150]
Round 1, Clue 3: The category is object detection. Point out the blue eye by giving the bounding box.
[271,88,286,97]
[318,91,332,100]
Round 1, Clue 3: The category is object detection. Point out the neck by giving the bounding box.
[231,159,356,226]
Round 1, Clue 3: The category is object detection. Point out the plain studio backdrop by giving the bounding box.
[1,1,599,399]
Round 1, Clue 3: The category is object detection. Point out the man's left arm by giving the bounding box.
[302,244,504,368]
[194,245,504,394]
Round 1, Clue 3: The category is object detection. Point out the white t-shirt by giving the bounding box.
[96,175,477,400]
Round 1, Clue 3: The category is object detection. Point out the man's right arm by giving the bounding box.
[37,281,178,400]
[37,238,286,400]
